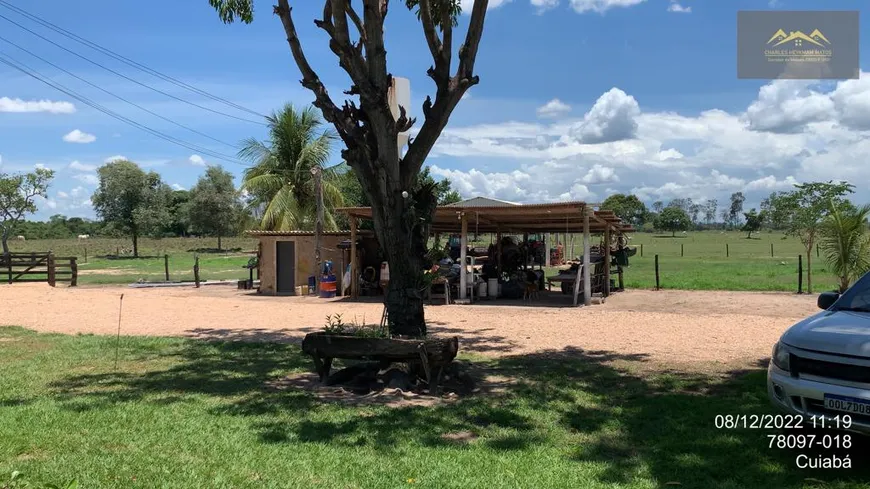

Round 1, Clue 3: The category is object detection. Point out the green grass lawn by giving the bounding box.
[2,326,868,488]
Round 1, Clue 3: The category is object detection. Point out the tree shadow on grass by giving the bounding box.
[49,340,314,416]
[95,255,161,260]
[46,338,870,488]
[186,247,245,254]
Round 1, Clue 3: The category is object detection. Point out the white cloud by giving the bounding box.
[62,129,96,144]
[0,97,75,114]
[530,0,560,13]
[70,186,86,198]
[570,88,640,143]
[68,161,97,172]
[745,81,834,133]
[667,1,691,13]
[74,173,99,186]
[459,0,512,12]
[189,154,206,166]
[104,155,127,163]
[569,0,645,14]
[422,73,870,208]
[171,183,186,191]
[536,98,572,119]
[745,175,799,191]
[34,163,47,170]
[57,191,69,199]
[581,164,619,184]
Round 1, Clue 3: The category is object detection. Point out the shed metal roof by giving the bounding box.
[338,201,634,234]
[445,196,520,207]
[245,230,374,237]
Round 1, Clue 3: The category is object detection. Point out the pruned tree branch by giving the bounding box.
[345,0,367,44]
[456,0,486,80]
[419,0,442,66]
[401,0,488,186]
[362,0,388,88]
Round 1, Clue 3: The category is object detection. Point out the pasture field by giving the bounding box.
[7,237,258,285]
[610,231,837,292]
[5,232,839,291]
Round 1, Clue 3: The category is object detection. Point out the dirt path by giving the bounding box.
[1,284,819,370]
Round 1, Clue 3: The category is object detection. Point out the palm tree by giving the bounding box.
[238,104,344,231]
[820,199,870,293]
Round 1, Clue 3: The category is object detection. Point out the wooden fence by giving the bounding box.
[0,252,78,287]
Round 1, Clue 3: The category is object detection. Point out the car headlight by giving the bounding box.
[772,342,791,372]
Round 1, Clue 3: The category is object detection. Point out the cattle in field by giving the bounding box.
[16,235,25,241]
[78,234,90,240]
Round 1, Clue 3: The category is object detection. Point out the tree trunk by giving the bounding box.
[132,231,139,258]
[218,235,222,251]
[0,227,8,255]
[368,186,426,338]
[672,230,675,237]
[747,231,752,239]
[379,217,425,337]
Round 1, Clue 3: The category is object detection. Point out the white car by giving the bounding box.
[768,281,870,434]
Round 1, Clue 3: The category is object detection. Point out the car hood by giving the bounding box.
[781,310,870,357]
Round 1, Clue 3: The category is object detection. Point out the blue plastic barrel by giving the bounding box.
[320,274,337,298]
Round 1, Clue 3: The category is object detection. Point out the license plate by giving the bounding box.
[824,394,870,415]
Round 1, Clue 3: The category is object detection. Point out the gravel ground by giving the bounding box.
[1,284,820,371]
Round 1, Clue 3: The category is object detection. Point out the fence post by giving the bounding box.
[770,243,774,258]
[726,243,729,258]
[194,255,201,288]
[84,246,88,264]
[164,254,170,282]
[655,254,660,290]
[640,243,643,257]
[816,243,820,258]
[4,252,10,284]
[798,255,803,294]
[47,253,56,287]
[681,243,684,257]
[70,258,78,287]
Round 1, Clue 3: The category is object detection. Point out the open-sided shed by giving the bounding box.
[339,200,634,305]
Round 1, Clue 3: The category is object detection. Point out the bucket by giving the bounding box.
[295,285,304,296]
[379,261,390,287]
[320,275,337,298]
[488,278,498,298]
[478,282,487,298]
[308,276,316,294]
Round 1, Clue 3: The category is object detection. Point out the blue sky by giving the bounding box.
[1,0,868,220]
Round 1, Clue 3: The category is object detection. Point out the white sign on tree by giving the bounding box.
[388,77,411,159]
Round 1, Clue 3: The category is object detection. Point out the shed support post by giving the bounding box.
[545,233,551,267]
[604,226,611,297]
[350,217,359,299]
[583,207,591,306]
[459,212,468,301]
[496,228,502,277]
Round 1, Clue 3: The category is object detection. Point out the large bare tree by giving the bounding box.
[209,0,489,336]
